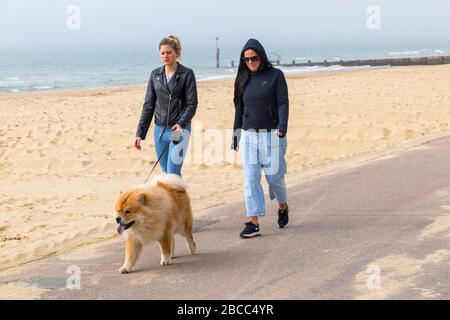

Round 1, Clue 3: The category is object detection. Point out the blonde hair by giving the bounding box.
[159,35,182,58]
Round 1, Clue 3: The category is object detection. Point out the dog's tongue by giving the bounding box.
[117,224,126,235]
[117,221,135,234]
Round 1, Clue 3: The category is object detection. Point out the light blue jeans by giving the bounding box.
[240,129,287,217]
[154,124,191,176]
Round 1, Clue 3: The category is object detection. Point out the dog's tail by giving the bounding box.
[150,174,189,191]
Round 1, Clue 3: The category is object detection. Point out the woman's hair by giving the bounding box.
[233,48,272,106]
[233,61,250,106]
[159,35,182,58]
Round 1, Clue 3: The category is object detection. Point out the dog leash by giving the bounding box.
[143,141,170,184]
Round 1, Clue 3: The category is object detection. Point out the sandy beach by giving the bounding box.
[1,64,450,272]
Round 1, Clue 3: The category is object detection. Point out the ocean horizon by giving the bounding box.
[1,43,449,94]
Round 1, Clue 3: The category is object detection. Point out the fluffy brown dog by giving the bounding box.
[114,174,196,274]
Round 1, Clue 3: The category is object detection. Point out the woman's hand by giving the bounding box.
[172,124,183,132]
[134,137,142,150]
[276,130,285,138]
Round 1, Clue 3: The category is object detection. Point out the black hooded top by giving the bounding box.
[233,39,289,135]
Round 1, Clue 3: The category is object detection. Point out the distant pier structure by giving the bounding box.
[215,37,220,68]
[229,55,450,68]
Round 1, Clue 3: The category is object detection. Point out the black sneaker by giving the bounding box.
[277,204,289,228]
[240,222,261,238]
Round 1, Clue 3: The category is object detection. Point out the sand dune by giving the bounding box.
[1,64,450,271]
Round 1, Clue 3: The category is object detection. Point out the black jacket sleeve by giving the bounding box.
[276,71,289,134]
[177,69,198,128]
[136,74,157,140]
[233,101,244,130]
[231,100,244,150]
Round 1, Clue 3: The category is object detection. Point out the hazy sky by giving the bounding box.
[1,0,449,49]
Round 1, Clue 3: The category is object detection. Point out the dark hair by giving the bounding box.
[233,48,272,106]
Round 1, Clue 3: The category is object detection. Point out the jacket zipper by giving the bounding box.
[166,94,172,128]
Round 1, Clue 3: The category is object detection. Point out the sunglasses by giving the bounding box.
[242,55,260,63]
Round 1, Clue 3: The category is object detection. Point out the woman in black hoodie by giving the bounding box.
[232,39,289,238]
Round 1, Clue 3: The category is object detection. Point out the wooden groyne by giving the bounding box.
[230,55,450,68]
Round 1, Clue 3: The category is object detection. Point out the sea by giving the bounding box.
[0,43,449,94]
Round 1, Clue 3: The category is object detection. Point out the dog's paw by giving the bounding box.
[119,266,130,274]
[189,244,196,255]
[187,242,196,255]
[160,259,171,266]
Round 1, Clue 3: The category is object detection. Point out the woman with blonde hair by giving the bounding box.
[135,35,198,176]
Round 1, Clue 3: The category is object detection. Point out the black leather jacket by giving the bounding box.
[136,63,198,140]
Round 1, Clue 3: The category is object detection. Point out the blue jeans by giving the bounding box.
[240,129,287,217]
[153,124,191,176]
